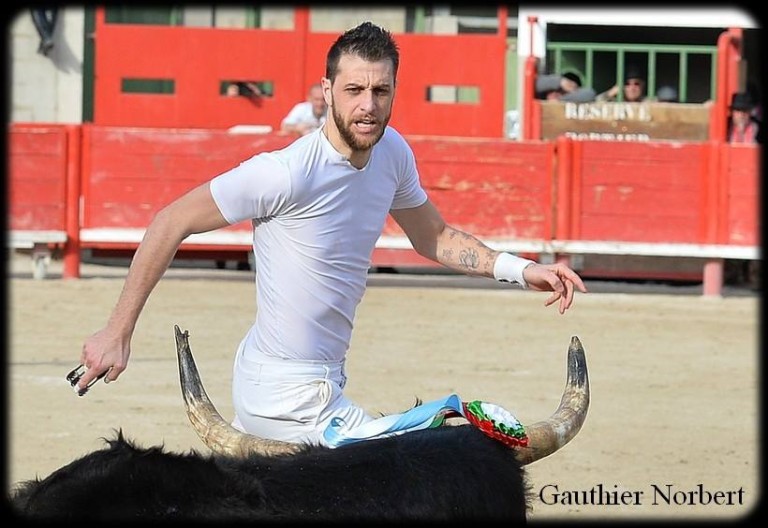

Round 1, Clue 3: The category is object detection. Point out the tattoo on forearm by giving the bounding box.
[459,248,479,270]
[441,227,496,276]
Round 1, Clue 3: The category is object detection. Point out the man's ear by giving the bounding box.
[321,78,333,106]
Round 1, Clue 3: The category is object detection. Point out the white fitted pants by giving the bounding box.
[230,338,374,446]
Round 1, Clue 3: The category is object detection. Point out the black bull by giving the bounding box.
[10,327,590,521]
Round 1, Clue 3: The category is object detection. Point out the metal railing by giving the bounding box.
[546,42,718,102]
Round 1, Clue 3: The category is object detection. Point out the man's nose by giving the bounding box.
[358,89,376,112]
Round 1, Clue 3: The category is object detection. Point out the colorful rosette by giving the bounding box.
[463,400,528,448]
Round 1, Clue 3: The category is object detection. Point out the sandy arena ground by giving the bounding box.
[5,253,760,521]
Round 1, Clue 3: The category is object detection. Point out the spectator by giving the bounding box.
[280,83,327,136]
[31,8,57,56]
[226,82,263,98]
[654,85,678,103]
[727,92,760,144]
[535,71,595,103]
[597,68,646,102]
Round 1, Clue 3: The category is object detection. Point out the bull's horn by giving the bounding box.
[174,325,300,458]
[176,326,589,463]
[514,336,590,465]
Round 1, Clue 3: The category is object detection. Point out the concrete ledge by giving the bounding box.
[377,236,759,260]
[8,231,68,248]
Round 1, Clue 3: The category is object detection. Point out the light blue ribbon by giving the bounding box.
[323,393,465,448]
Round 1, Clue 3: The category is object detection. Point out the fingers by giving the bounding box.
[543,291,561,308]
[540,264,582,314]
[559,278,575,314]
[78,332,128,394]
[569,270,589,294]
[513,262,586,313]
[75,365,95,390]
[73,364,119,395]
[69,365,105,396]
[104,365,122,384]
[557,265,588,294]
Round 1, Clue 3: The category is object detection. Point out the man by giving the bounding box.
[597,68,646,102]
[535,71,596,103]
[78,22,587,446]
[727,92,760,144]
[654,85,678,103]
[280,83,327,136]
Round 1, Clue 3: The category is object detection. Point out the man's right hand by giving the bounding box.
[71,181,231,395]
[77,328,131,393]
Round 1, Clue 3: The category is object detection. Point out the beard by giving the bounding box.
[331,100,390,152]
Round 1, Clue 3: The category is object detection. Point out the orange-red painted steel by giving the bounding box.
[8,124,69,232]
[8,125,758,282]
[92,7,508,138]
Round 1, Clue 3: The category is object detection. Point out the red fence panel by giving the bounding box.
[570,140,710,244]
[80,126,296,246]
[93,11,307,130]
[7,124,69,232]
[7,122,757,288]
[383,138,555,239]
[374,33,506,138]
[722,143,760,245]
[93,8,507,137]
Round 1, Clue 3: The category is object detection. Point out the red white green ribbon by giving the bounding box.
[461,400,528,448]
[323,393,527,448]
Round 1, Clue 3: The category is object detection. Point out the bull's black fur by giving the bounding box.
[10,426,530,521]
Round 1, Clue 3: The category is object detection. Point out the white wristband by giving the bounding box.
[493,252,535,289]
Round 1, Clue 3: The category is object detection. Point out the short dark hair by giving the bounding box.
[562,71,582,87]
[325,21,400,84]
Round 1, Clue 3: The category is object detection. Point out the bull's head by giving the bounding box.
[174,326,589,465]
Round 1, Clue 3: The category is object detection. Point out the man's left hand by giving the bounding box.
[522,263,588,314]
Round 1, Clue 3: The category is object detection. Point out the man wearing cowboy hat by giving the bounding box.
[728,92,761,144]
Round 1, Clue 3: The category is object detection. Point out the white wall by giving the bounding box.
[309,7,406,32]
[9,7,84,123]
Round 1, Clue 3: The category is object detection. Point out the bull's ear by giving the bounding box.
[175,326,300,458]
[514,336,590,465]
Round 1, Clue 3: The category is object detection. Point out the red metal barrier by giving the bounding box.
[568,140,711,243]
[79,125,296,247]
[92,7,508,137]
[93,10,307,131]
[8,124,69,233]
[383,137,555,238]
[7,125,759,295]
[75,127,555,243]
[719,142,760,245]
